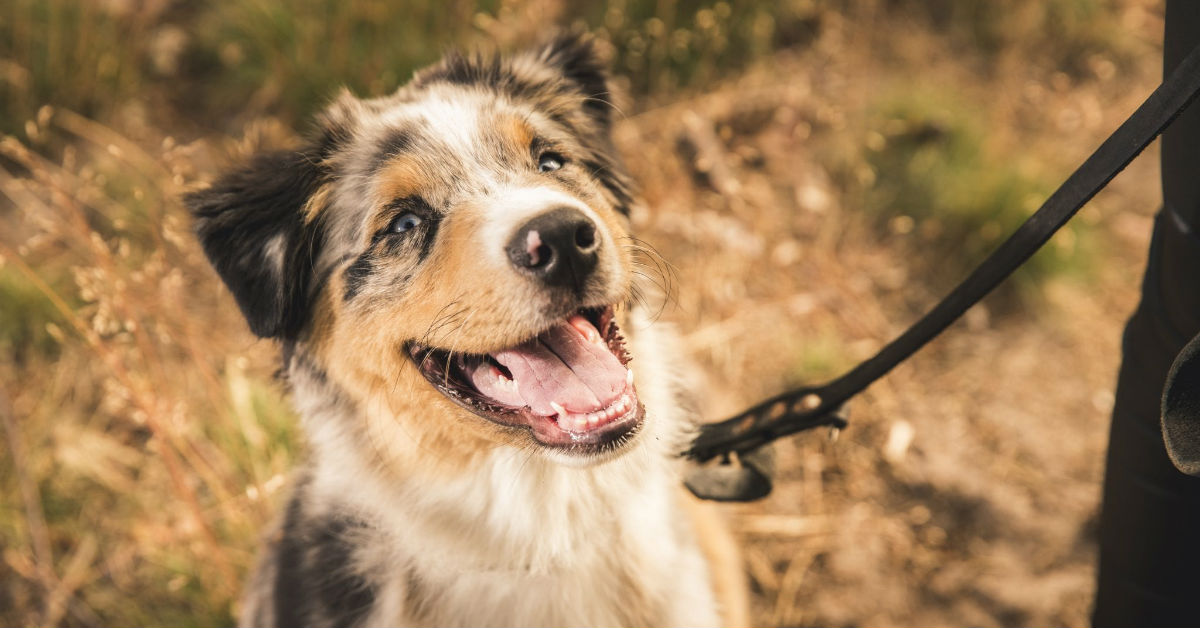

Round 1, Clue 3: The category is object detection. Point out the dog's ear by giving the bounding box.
[186,147,327,340]
[186,92,359,340]
[536,32,614,129]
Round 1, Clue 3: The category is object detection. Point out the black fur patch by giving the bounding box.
[312,518,375,625]
[342,252,375,302]
[581,157,633,216]
[373,127,415,173]
[540,33,613,128]
[421,33,613,130]
[274,496,310,626]
[342,197,440,302]
[424,51,549,104]
[186,149,329,339]
[274,496,376,628]
[312,114,356,161]
[414,214,440,264]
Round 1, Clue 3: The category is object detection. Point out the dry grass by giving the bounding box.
[0,0,1168,625]
[1,110,300,625]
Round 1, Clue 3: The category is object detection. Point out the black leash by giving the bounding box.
[685,42,1200,501]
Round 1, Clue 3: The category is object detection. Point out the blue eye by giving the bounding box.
[390,212,423,234]
[537,152,565,173]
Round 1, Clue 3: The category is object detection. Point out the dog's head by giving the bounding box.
[188,34,649,465]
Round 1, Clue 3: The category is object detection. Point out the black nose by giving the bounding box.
[506,207,600,291]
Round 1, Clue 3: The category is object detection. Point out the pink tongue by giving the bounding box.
[474,316,627,415]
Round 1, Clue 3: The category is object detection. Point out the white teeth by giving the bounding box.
[626,369,634,387]
[550,391,639,431]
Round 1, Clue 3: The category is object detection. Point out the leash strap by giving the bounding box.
[685,42,1200,482]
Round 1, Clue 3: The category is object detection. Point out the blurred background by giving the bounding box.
[0,0,1168,625]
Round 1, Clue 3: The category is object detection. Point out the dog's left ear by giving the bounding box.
[537,32,614,129]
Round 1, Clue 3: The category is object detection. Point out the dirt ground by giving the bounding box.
[620,11,1164,627]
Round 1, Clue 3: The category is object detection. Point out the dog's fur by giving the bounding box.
[187,34,747,627]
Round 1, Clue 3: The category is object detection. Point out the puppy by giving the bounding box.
[187,33,747,627]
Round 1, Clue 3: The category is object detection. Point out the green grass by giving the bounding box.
[181,1,500,127]
[1,0,822,135]
[0,268,64,361]
[854,85,1096,294]
[890,0,1134,76]
[0,0,150,137]
[571,0,821,95]
[785,324,855,386]
[1,0,1132,134]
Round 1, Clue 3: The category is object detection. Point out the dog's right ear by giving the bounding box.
[185,147,327,340]
[186,92,360,340]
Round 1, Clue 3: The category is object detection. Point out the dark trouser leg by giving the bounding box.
[1092,2,1200,625]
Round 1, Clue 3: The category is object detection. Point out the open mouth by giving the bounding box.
[406,306,643,453]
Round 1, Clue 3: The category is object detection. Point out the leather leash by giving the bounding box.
[685,42,1200,501]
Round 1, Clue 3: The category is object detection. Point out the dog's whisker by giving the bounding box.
[631,264,679,312]
[631,271,671,322]
[440,305,481,385]
[619,237,679,306]
[583,91,627,119]
[421,298,467,340]
[626,237,680,292]
[423,309,468,348]
[423,299,462,336]
[631,269,669,298]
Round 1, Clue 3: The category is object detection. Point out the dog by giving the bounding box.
[186,33,748,627]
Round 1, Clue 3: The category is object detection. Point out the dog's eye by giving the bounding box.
[389,212,423,234]
[537,152,565,173]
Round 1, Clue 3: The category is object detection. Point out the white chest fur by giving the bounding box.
[301,318,721,627]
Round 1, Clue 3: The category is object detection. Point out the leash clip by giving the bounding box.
[684,446,775,502]
[684,401,849,501]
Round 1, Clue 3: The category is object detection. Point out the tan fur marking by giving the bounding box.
[680,491,752,628]
[302,184,331,225]
[308,287,503,479]
[500,116,535,153]
[375,162,429,211]
[306,206,541,480]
